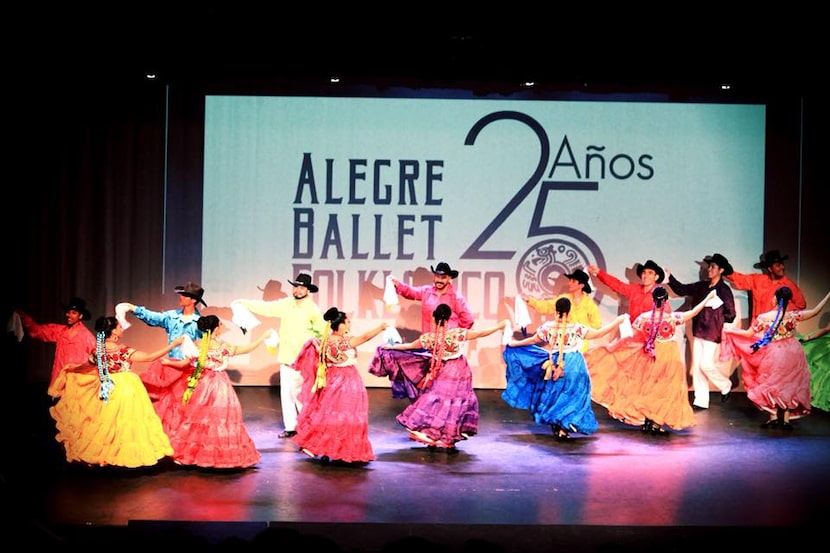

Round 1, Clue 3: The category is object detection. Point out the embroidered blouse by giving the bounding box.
[535,321,591,353]
[88,345,136,373]
[324,334,358,367]
[418,328,468,360]
[632,311,685,343]
[751,311,800,341]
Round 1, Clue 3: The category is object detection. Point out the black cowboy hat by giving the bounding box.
[562,269,592,293]
[430,262,459,279]
[636,259,665,283]
[288,273,319,293]
[62,297,91,320]
[703,253,734,276]
[175,282,207,307]
[753,250,789,269]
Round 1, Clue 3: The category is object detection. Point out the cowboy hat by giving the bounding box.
[430,262,459,279]
[175,282,207,306]
[703,253,734,276]
[636,260,665,283]
[62,297,91,320]
[753,250,789,269]
[562,269,592,293]
[288,273,319,293]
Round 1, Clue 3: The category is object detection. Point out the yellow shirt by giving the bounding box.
[236,297,325,364]
[527,293,601,352]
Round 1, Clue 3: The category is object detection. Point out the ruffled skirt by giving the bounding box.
[585,338,695,431]
[721,333,811,419]
[293,364,375,463]
[503,345,598,435]
[367,347,431,401]
[395,356,479,447]
[142,361,260,468]
[803,334,830,411]
[50,371,172,468]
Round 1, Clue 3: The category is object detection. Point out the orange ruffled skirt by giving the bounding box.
[586,337,695,431]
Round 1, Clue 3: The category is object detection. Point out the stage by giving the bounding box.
[8,385,828,551]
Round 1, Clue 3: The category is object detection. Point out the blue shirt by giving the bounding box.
[133,306,203,359]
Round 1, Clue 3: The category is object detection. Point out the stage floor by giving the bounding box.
[8,385,829,551]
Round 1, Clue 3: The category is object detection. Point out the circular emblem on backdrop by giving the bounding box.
[516,234,605,303]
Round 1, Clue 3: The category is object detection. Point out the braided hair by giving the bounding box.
[183,315,219,403]
[419,304,452,390]
[93,316,117,402]
[314,307,346,392]
[430,304,451,368]
[644,286,668,359]
[751,286,793,352]
[549,298,571,379]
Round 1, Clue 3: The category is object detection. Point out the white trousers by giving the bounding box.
[690,337,733,408]
[280,363,304,431]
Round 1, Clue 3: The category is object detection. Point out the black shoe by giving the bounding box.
[721,392,731,403]
[650,424,668,435]
[760,419,778,428]
[781,422,794,431]
[278,430,297,438]
[446,446,459,455]
[641,419,653,432]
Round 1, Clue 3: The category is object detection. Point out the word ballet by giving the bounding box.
[293,209,441,260]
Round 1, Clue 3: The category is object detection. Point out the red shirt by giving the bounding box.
[595,270,672,321]
[727,272,806,319]
[20,312,96,397]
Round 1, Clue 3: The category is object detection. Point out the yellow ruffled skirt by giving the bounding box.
[50,371,173,468]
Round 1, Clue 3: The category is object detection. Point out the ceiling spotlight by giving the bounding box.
[720,83,732,90]
[330,76,341,83]
[521,81,535,88]
[145,73,157,80]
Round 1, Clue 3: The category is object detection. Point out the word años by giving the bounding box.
[547,136,655,181]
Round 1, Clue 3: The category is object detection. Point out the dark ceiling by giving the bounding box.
[20,5,821,98]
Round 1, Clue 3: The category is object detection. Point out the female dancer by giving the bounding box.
[586,287,716,434]
[504,298,628,440]
[379,304,507,453]
[291,307,388,464]
[722,287,829,428]
[801,322,830,411]
[158,315,275,468]
[51,316,182,468]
